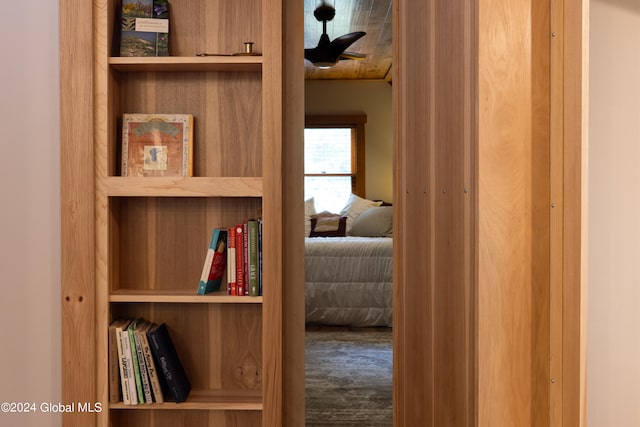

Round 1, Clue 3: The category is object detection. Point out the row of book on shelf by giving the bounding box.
[197,219,263,297]
[109,319,191,405]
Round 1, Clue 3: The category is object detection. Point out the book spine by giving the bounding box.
[121,116,130,176]
[203,229,227,294]
[258,219,263,296]
[128,326,145,403]
[147,324,191,403]
[119,328,137,404]
[133,330,154,403]
[235,224,244,296]
[198,228,220,295]
[115,324,131,405]
[109,323,122,403]
[243,221,249,296]
[140,324,164,403]
[227,226,237,295]
[248,220,259,296]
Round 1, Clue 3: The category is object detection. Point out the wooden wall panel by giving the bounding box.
[394,0,476,425]
[478,0,534,424]
[393,0,589,426]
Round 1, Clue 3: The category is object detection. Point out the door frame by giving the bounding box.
[388,0,588,425]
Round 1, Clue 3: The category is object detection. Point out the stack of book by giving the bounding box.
[108,319,191,404]
[197,219,263,297]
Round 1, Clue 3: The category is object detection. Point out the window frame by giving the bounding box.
[304,114,367,198]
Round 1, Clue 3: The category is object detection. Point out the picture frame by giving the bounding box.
[121,113,194,177]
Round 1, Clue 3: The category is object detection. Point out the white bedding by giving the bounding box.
[305,236,393,327]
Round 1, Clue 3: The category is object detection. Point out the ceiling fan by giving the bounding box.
[305,1,366,69]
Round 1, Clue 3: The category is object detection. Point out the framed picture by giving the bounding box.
[121,113,194,177]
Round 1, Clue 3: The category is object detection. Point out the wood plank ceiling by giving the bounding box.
[304,0,393,81]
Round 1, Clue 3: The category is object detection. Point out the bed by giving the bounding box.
[303,195,394,327]
[305,236,393,327]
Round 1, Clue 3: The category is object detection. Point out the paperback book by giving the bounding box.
[121,113,194,177]
[120,0,170,57]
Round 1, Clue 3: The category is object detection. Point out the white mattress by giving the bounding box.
[305,236,393,327]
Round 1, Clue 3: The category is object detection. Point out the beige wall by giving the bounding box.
[0,1,61,426]
[305,79,393,203]
[588,0,640,425]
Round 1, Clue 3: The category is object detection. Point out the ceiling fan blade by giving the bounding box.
[329,31,366,55]
[339,51,366,60]
[304,47,325,63]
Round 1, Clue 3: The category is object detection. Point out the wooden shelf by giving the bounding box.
[104,177,263,197]
[110,289,263,304]
[80,1,281,425]
[109,56,263,72]
[109,389,262,411]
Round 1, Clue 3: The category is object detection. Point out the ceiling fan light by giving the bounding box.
[313,61,335,69]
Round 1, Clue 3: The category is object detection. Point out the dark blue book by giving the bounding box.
[147,323,191,403]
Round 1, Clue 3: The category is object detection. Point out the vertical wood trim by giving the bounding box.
[549,0,565,425]
[477,0,534,425]
[532,1,552,426]
[393,0,435,424]
[262,0,284,425]
[391,1,406,424]
[466,0,479,424]
[93,1,110,426]
[562,0,589,425]
[355,121,366,197]
[60,0,96,426]
[282,0,306,425]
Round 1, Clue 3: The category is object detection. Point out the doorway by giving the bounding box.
[282,0,588,426]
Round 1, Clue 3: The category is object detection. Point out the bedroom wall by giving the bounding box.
[305,79,393,204]
[588,1,640,425]
[0,1,62,426]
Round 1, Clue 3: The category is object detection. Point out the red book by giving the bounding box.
[243,221,249,296]
[235,224,245,296]
[227,226,237,295]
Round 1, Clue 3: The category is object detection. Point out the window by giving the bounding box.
[305,115,366,213]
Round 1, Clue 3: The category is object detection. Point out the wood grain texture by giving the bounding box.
[550,0,566,425]
[282,0,306,425]
[261,0,284,425]
[562,0,589,426]
[104,177,263,197]
[532,1,552,426]
[111,303,262,394]
[73,0,285,425]
[394,0,476,425]
[304,0,392,80]
[478,0,534,425]
[60,0,96,425]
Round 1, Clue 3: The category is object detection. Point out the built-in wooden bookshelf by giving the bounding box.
[89,0,283,425]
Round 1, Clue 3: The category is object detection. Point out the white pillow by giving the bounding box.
[339,194,382,233]
[349,206,393,237]
[304,198,317,237]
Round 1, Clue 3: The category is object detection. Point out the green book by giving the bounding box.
[128,318,146,403]
[248,220,259,296]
